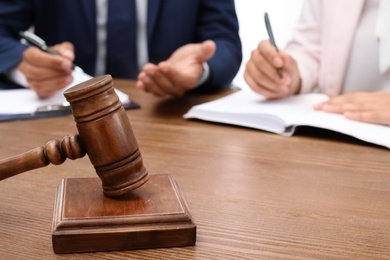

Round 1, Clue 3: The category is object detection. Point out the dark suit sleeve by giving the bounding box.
[194,0,242,91]
[149,0,242,92]
[0,0,33,74]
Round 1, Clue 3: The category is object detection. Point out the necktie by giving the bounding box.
[106,0,137,78]
[376,0,390,74]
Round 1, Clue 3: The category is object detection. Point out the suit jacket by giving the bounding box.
[285,0,365,96]
[0,0,242,91]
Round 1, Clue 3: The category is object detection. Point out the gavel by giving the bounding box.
[0,75,149,197]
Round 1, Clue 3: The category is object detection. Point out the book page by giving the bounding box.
[0,71,130,114]
[184,90,328,134]
[297,110,390,149]
[184,90,390,149]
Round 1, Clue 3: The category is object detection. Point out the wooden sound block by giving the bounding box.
[52,174,196,254]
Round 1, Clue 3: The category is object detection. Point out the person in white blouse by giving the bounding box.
[244,0,390,126]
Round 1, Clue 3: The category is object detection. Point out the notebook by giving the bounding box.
[184,90,390,149]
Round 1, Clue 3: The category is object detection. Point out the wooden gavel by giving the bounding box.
[0,75,149,197]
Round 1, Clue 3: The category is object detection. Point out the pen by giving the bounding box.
[19,31,83,73]
[264,12,283,78]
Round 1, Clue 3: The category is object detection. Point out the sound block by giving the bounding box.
[52,174,196,254]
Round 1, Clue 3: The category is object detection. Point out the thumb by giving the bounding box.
[281,53,301,94]
[281,53,297,75]
[279,52,295,74]
[53,41,75,61]
[197,40,216,62]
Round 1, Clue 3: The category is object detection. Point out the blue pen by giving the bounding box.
[19,30,84,73]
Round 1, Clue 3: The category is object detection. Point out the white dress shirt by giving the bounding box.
[95,0,148,75]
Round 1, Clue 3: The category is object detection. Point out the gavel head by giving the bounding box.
[64,75,149,197]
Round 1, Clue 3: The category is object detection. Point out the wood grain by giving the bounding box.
[52,175,196,253]
[0,79,389,259]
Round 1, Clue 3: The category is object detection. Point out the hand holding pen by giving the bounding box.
[243,13,301,99]
[20,31,83,73]
[17,31,79,98]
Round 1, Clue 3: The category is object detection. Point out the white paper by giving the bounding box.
[184,90,390,149]
[0,70,130,115]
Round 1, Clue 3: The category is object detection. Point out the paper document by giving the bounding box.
[0,70,131,115]
[184,90,390,149]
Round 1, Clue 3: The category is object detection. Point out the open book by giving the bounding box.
[184,90,390,149]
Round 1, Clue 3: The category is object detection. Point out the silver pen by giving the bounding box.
[19,31,84,73]
[264,12,283,79]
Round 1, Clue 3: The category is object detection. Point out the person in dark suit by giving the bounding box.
[0,0,242,98]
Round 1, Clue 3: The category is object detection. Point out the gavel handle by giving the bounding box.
[0,135,86,181]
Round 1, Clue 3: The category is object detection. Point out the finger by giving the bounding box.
[250,47,282,82]
[29,75,74,99]
[247,43,286,87]
[138,72,167,97]
[53,41,75,61]
[244,57,288,98]
[156,60,197,93]
[314,98,347,110]
[345,111,390,126]
[313,102,325,110]
[244,69,289,99]
[315,92,389,112]
[141,63,176,94]
[258,40,283,69]
[22,47,72,72]
[147,65,186,96]
[254,53,284,86]
[19,61,73,82]
[243,71,280,98]
[321,104,351,114]
[281,54,301,94]
[197,40,216,62]
[320,92,369,106]
[319,92,381,111]
[321,102,370,114]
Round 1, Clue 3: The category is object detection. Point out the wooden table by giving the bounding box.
[0,79,389,259]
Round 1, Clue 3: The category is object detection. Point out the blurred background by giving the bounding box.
[233,0,304,90]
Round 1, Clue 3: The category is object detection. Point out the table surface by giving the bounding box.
[0,79,389,259]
